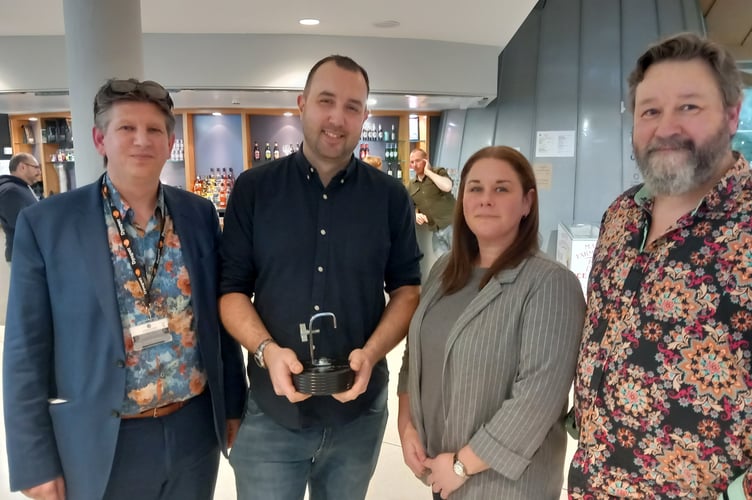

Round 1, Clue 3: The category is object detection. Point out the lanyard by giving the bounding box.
[101,179,166,309]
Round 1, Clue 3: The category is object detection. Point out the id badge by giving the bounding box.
[130,318,171,351]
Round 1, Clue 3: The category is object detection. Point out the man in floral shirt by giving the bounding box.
[569,33,752,498]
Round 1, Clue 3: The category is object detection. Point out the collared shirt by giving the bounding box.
[220,151,421,429]
[103,175,206,415]
[569,161,752,498]
[408,167,455,231]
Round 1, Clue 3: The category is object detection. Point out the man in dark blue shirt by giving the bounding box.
[219,55,421,500]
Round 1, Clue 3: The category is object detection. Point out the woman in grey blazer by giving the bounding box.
[398,146,585,499]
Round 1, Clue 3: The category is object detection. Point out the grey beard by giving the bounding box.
[635,127,730,196]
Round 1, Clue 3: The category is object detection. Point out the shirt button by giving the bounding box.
[320,229,326,235]
[111,410,121,418]
[322,194,328,200]
[306,175,310,180]
[314,305,320,311]
[310,168,314,173]
[115,360,125,368]
[340,179,345,184]
[317,266,324,272]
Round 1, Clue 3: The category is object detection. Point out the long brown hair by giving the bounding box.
[441,146,540,294]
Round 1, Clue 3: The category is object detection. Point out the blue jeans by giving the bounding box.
[230,389,388,500]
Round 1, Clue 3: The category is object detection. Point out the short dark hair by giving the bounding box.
[9,153,36,173]
[627,32,743,113]
[303,55,370,97]
[93,78,176,135]
[441,146,540,295]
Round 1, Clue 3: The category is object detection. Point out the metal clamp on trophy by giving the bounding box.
[292,312,355,395]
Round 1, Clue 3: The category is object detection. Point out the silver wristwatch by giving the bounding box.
[453,453,469,479]
[253,338,275,369]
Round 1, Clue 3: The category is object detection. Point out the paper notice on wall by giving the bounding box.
[535,130,575,157]
[533,163,553,190]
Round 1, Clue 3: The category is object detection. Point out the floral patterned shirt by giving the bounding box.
[569,161,752,499]
[103,175,207,415]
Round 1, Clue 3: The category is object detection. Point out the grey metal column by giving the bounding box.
[63,0,143,185]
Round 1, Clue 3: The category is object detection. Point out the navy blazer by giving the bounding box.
[3,177,247,500]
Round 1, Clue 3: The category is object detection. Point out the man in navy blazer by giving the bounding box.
[3,79,246,500]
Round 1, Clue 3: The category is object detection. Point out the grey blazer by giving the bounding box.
[399,252,585,500]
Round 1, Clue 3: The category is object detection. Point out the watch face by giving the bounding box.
[453,459,467,478]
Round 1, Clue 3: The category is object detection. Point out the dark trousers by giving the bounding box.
[102,391,220,500]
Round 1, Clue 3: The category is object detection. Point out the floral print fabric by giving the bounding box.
[104,176,206,415]
[569,161,752,498]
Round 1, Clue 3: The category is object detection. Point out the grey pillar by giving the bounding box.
[63,0,143,186]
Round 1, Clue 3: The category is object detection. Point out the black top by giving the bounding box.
[220,150,421,429]
[0,175,37,261]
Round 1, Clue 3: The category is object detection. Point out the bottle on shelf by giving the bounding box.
[253,142,261,161]
[228,168,236,190]
[359,144,366,160]
[390,125,396,142]
[193,176,204,195]
[288,144,296,156]
[264,143,272,161]
[377,124,383,142]
[273,142,280,160]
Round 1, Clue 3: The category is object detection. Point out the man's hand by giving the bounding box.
[332,348,376,403]
[22,476,65,500]
[265,343,311,403]
[424,453,467,499]
[416,212,429,225]
[423,158,433,173]
[226,418,241,449]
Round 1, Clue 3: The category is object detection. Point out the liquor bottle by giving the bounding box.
[253,142,261,161]
[288,144,295,156]
[358,144,365,160]
[193,176,203,195]
[390,125,396,141]
[228,168,236,191]
[218,179,228,209]
[264,143,272,161]
[377,124,383,141]
[273,142,280,160]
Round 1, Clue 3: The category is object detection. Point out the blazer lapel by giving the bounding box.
[443,258,530,364]
[76,177,122,343]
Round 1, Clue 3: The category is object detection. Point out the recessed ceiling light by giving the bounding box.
[28,117,38,122]
[212,112,222,116]
[283,112,293,117]
[299,18,320,26]
[373,20,400,28]
[367,98,377,106]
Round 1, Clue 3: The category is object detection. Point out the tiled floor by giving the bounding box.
[0,328,572,500]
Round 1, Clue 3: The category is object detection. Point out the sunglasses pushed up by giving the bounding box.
[95,79,174,114]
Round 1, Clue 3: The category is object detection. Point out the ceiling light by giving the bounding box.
[299,18,320,26]
[283,112,293,117]
[212,112,222,116]
[28,117,38,122]
[367,98,377,106]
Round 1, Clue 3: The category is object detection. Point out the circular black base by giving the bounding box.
[293,361,354,395]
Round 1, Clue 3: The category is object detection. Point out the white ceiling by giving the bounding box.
[0,0,537,113]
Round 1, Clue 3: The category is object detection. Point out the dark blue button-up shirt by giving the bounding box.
[220,150,421,428]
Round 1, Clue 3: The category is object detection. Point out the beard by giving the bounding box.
[634,123,731,196]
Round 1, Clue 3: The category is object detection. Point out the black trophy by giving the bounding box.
[292,312,355,395]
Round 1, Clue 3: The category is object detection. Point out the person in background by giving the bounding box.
[219,55,421,500]
[0,153,41,261]
[363,155,383,170]
[3,78,247,500]
[408,148,455,280]
[398,145,585,499]
[568,33,752,498]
